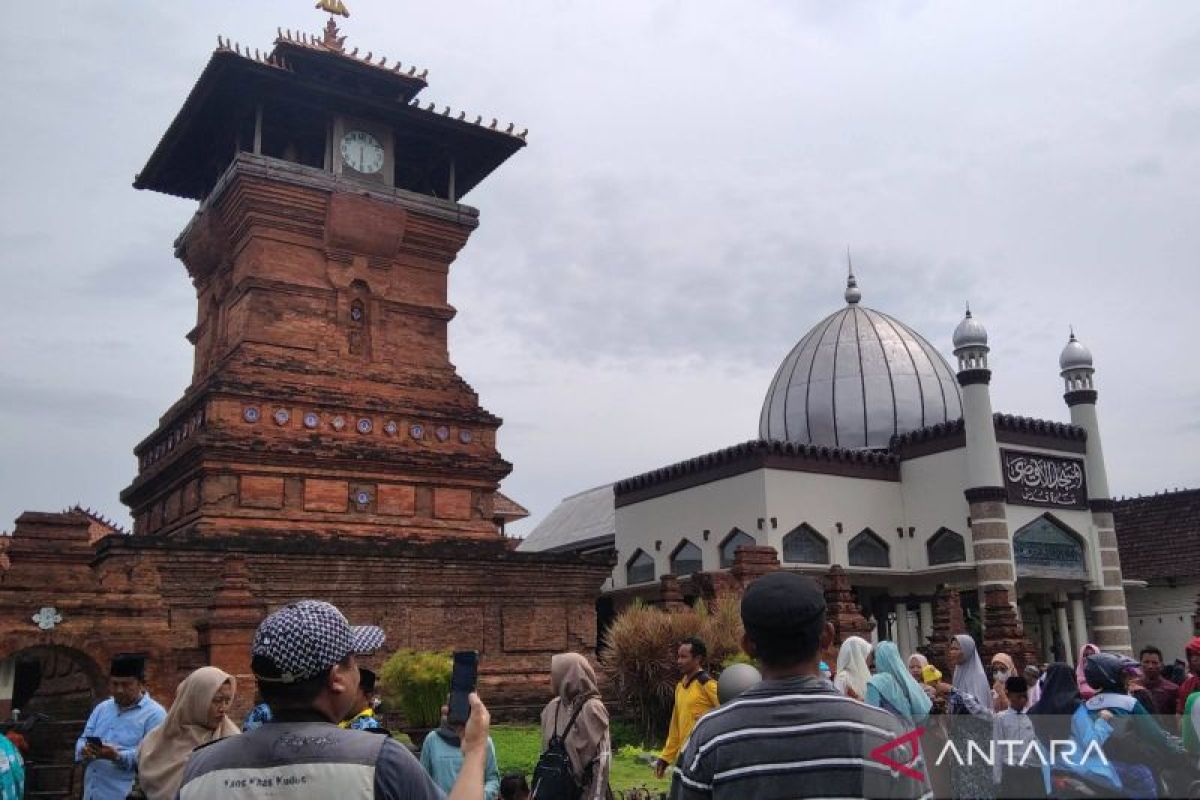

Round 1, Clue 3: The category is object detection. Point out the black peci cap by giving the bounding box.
[741,572,826,632]
[110,654,146,680]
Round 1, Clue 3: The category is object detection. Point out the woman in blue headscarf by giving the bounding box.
[866,641,932,727]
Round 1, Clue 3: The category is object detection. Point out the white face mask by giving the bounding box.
[993,668,1011,682]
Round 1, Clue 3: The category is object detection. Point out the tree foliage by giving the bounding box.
[599,595,744,741]
[379,648,452,728]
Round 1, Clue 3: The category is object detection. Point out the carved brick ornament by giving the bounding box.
[32,606,63,630]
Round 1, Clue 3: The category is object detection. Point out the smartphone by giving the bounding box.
[447,650,479,725]
[86,736,103,750]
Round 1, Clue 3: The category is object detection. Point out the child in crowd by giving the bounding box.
[992,676,1042,799]
[499,774,530,800]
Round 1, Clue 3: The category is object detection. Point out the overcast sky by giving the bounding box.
[1,1,1197,535]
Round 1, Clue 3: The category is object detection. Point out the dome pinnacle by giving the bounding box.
[844,249,862,305]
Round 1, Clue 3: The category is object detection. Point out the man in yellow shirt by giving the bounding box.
[338,667,382,730]
[655,636,720,778]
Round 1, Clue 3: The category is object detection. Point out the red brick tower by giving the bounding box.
[121,16,528,542]
[0,13,608,774]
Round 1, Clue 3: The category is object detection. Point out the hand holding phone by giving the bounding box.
[447,650,479,725]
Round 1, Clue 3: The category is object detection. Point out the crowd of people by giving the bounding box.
[62,600,613,800]
[36,585,1200,799]
[819,630,1200,799]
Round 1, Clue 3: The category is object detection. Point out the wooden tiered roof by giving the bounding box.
[136,19,525,201]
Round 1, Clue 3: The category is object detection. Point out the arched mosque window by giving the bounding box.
[927,527,966,565]
[848,528,890,568]
[626,549,655,584]
[782,523,829,564]
[719,529,755,569]
[1013,515,1088,580]
[670,540,703,577]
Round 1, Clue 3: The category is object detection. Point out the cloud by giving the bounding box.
[0,377,159,423]
[2,0,1198,534]
[77,248,183,299]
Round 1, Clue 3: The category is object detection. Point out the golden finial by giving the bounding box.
[316,0,350,18]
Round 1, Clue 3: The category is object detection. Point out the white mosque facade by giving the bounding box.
[522,273,1133,660]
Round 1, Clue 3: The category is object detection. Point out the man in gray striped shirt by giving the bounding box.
[670,572,931,800]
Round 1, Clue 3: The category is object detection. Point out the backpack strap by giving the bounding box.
[1085,693,1137,713]
[558,699,589,740]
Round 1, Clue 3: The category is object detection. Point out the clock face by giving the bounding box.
[339,130,385,174]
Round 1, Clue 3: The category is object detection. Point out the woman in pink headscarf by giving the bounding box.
[1076,643,1100,700]
[1178,636,1200,713]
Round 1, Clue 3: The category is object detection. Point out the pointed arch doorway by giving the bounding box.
[2,645,105,797]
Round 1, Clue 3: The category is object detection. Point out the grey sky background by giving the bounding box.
[1,1,1197,535]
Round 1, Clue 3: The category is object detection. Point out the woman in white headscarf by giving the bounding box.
[907,652,929,683]
[136,666,239,800]
[833,636,872,701]
[948,635,993,714]
[938,635,994,799]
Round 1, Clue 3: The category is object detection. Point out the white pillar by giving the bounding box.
[1039,609,1054,662]
[1055,602,1073,666]
[895,602,912,655]
[1070,595,1090,653]
[919,601,933,645]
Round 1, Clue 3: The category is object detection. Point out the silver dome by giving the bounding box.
[1059,331,1093,371]
[759,285,964,449]
[952,307,988,350]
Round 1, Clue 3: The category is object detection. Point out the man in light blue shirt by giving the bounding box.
[74,654,166,800]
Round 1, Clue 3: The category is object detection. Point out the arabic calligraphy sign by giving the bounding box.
[1014,517,1088,579]
[1001,449,1087,509]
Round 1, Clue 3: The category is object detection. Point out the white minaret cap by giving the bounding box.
[1059,329,1094,372]
[952,304,988,351]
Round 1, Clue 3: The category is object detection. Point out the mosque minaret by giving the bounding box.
[1061,331,1132,653]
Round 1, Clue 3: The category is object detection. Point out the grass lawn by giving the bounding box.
[490,724,671,795]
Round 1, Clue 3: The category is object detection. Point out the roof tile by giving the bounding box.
[1114,488,1200,580]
